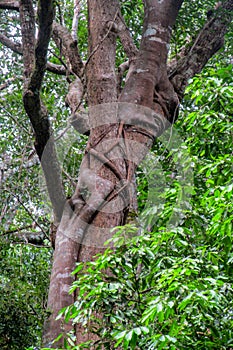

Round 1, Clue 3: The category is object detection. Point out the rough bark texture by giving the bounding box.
[1,0,233,348]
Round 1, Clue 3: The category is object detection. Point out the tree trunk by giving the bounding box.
[1,0,232,348]
[43,0,184,346]
[43,0,233,347]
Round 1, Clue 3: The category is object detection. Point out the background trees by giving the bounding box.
[0,0,232,349]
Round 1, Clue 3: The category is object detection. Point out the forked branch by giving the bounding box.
[19,0,66,221]
[169,0,233,98]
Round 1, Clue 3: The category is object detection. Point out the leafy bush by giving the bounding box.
[56,221,232,349]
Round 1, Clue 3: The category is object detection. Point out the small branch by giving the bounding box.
[0,77,16,90]
[2,230,47,245]
[0,0,19,11]
[116,12,138,61]
[0,104,30,134]
[62,168,77,189]
[53,21,83,76]
[15,194,49,238]
[0,32,66,75]
[11,241,51,248]
[2,225,32,235]
[46,61,66,75]
[0,32,22,53]
[71,0,81,42]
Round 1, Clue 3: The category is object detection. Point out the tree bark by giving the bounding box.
[19,0,66,223]
[1,0,233,348]
[42,0,233,347]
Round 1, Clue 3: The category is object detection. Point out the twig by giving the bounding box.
[0,104,30,134]
[2,225,32,235]
[0,77,16,90]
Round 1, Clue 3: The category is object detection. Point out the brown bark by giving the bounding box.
[42,0,233,347]
[1,0,233,348]
[19,0,66,222]
[52,21,83,76]
[44,0,182,347]
[169,0,233,99]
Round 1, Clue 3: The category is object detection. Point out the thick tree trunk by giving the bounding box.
[1,0,232,348]
[43,1,183,347]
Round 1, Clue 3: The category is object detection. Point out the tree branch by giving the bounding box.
[0,77,16,90]
[120,0,183,122]
[19,0,35,80]
[71,0,81,42]
[52,21,83,76]
[46,61,66,75]
[115,11,138,60]
[2,230,47,245]
[28,0,55,91]
[0,32,66,75]
[0,32,22,53]
[169,0,233,98]
[19,0,66,222]
[0,0,19,11]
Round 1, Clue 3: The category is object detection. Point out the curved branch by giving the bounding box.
[169,0,233,98]
[115,11,138,60]
[52,21,83,76]
[46,61,66,75]
[0,33,66,74]
[19,0,66,222]
[28,0,55,91]
[2,230,47,245]
[0,32,22,53]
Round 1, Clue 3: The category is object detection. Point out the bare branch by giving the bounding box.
[53,21,83,76]
[19,0,66,221]
[0,77,16,90]
[0,32,22,53]
[2,225,32,235]
[46,61,66,75]
[169,0,233,98]
[0,33,66,74]
[2,230,47,245]
[0,0,19,11]
[115,12,138,60]
[71,0,81,42]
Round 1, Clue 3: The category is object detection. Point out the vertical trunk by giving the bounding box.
[43,0,184,347]
[43,0,119,346]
